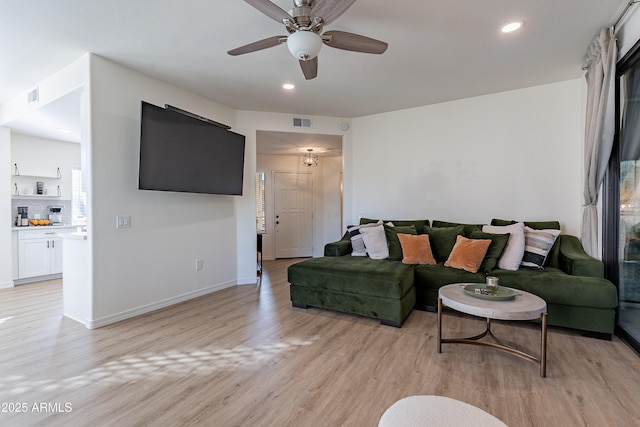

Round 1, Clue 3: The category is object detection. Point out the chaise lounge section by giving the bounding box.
[288,256,415,327]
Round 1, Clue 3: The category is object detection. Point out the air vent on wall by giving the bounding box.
[27,86,39,104]
[292,116,312,128]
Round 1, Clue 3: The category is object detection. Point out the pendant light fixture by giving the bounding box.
[303,148,318,167]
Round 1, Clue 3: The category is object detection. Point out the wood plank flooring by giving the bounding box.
[1,258,640,426]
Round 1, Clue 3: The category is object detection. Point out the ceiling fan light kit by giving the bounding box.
[229,0,388,79]
[287,30,323,60]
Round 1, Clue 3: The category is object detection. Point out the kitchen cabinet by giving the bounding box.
[17,228,73,279]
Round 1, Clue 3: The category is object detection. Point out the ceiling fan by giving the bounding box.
[227,0,388,80]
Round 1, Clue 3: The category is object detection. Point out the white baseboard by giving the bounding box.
[0,281,15,289]
[63,313,89,328]
[85,280,236,329]
[13,273,62,285]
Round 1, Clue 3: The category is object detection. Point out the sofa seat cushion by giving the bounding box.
[414,263,485,290]
[492,268,618,309]
[288,256,415,299]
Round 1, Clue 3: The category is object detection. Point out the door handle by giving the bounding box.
[276,221,280,225]
[51,240,55,248]
[47,241,50,249]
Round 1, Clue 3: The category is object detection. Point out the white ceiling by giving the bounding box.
[257,130,342,155]
[0,0,627,147]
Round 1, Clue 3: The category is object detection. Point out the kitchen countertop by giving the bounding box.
[12,224,78,231]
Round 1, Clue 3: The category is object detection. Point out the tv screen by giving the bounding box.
[138,101,245,195]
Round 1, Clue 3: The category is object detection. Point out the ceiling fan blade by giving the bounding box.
[299,57,318,80]
[323,30,388,54]
[244,0,292,23]
[227,36,286,56]
[312,0,356,25]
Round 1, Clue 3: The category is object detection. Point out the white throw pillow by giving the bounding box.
[360,223,389,260]
[520,227,561,269]
[348,221,383,256]
[482,222,525,270]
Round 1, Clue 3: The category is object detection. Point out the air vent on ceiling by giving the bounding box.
[292,116,312,128]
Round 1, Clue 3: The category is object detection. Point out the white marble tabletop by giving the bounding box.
[439,283,547,321]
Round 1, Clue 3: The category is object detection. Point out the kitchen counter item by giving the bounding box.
[48,206,63,224]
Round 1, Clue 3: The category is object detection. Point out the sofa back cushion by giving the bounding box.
[469,229,510,273]
[423,225,465,262]
[431,220,484,237]
[385,224,418,261]
[360,218,429,234]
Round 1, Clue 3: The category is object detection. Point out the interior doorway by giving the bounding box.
[273,172,313,258]
[255,130,343,261]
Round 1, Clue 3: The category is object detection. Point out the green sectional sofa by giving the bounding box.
[288,218,619,338]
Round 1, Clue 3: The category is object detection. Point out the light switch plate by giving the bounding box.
[116,215,131,229]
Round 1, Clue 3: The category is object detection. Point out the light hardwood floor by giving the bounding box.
[1,259,640,426]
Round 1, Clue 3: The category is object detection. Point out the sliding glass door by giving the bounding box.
[605,41,640,352]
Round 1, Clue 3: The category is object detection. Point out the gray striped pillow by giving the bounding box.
[520,227,560,269]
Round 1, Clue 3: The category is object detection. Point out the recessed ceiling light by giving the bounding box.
[283,83,295,90]
[501,21,524,33]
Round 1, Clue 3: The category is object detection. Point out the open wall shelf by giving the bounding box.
[12,164,62,198]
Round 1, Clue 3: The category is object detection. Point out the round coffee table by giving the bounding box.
[379,395,507,427]
[437,283,548,377]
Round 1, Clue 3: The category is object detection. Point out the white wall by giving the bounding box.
[0,127,12,288]
[350,79,585,236]
[256,154,342,259]
[88,55,240,326]
[11,133,80,200]
[235,111,351,283]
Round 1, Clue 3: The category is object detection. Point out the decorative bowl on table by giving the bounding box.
[462,284,519,301]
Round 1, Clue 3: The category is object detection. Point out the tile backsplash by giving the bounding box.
[12,199,72,225]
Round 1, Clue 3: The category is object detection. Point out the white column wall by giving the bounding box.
[350,79,585,236]
[88,55,240,326]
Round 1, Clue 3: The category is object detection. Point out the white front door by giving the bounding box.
[274,172,313,258]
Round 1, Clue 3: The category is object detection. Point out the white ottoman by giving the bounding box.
[379,395,507,427]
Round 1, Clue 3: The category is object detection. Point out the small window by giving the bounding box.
[256,172,266,233]
[72,168,87,224]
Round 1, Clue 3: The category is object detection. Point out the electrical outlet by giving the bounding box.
[116,215,131,229]
[195,259,203,270]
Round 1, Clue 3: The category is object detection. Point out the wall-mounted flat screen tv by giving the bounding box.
[138,101,245,195]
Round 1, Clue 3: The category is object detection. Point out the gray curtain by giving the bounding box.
[582,28,617,257]
[621,64,640,162]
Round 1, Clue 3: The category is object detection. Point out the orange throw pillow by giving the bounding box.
[398,234,436,265]
[444,235,492,273]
